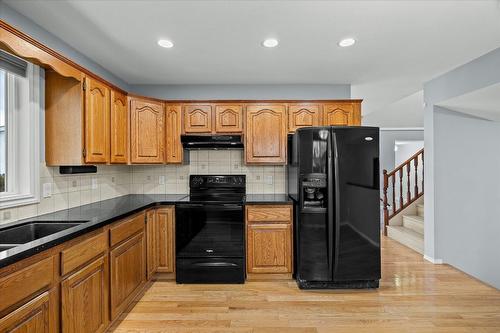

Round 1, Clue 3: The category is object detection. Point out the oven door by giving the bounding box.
[175,203,244,258]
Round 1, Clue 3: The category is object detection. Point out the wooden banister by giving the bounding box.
[383,148,424,235]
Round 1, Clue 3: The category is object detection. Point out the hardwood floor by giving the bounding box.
[109,236,500,332]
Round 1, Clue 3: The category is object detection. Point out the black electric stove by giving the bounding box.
[175,175,246,283]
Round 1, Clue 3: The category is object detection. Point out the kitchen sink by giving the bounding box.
[0,222,85,244]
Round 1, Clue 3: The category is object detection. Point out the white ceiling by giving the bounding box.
[5,0,500,115]
[437,83,500,121]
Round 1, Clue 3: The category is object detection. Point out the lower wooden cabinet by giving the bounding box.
[61,255,109,333]
[156,207,175,273]
[245,205,293,276]
[0,291,53,333]
[146,206,175,278]
[110,232,146,320]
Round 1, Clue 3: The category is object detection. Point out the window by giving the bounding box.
[0,50,40,208]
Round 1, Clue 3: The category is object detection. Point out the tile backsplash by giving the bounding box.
[0,150,286,225]
[130,150,286,195]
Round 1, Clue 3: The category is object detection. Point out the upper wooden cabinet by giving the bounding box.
[165,104,183,164]
[323,101,361,126]
[288,104,321,133]
[214,104,243,133]
[184,105,212,133]
[245,104,287,165]
[130,97,165,164]
[110,90,128,164]
[45,71,129,166]
[84,77,110,164]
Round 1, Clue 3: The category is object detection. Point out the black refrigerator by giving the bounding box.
[288,126,381,289]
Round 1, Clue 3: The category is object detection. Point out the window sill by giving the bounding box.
[0,194,40,210]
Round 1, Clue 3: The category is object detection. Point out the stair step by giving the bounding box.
[417,203,424,217]
[387,225,424,254]
[403,215,424,235]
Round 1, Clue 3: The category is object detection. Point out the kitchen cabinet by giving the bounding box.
[245,104,287,164]
[61,255,109,333]
[146,207,175,278]
[288,104,321,133]
[146,210,158,280]
[246,205,293,276]
[156,207,175,273]
[0,291,53,333]
[322,101,361,126]
[165,104,184,164]
[214,104,243,133]
[184,104,212,133]
[84,77,110,164]
[130,97,165,164]
[110,233,146,319]
[110,90,128,164]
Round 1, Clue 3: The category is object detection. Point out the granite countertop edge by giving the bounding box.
[0,193,293,268]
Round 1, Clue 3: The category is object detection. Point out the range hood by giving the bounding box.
[181,135,244,149]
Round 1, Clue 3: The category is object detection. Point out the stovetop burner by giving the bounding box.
[182,175,246,203]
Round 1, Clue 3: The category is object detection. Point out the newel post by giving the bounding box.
[383,170,389,236]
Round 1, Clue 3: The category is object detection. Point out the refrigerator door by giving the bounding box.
[295,128,332,282]
[331,127,381,282]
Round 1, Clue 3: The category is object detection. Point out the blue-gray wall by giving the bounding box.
[129,84,350,100]
[424,46,500,289]
[0,1,130,91]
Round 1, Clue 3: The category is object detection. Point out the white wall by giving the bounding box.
[434,107,500,288]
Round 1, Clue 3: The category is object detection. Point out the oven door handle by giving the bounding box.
[176,204,204,209]
[192,262,239,267]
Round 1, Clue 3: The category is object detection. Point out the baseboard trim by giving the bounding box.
[424,255,443,264]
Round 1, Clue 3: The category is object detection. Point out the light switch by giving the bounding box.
[264,175,273,185]
[43,182,52,198]
[159,176,165,185]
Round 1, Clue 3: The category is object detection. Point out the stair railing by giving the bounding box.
[383,148,424,235]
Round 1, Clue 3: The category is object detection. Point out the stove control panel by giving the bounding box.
[190,175,246,188]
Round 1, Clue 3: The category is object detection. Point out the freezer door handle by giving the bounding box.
[327,131,334,280]
[332,132,341,279]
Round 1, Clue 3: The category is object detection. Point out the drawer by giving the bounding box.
[0,256,55,314]
[110,212,145,247]
[61,231,107,275]
[246,205,292,223]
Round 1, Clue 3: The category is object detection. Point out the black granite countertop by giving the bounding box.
[0,194,187,268]
[0,193,294,269]
[245,194,293,204]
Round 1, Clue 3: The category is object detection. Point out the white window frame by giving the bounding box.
[0,63,40,209]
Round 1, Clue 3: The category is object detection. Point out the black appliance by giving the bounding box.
[175,175,246,283]
[288,126,381,289]
[181,135,244,149]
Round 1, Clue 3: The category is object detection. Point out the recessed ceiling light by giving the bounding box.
[158,39,174,48]
[262,38,279,48]
[338,38,356,47]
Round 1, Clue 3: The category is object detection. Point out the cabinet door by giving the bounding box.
[323,102,361,126]
[84,77,110,163]
[246,223,292,274]
[146,210,158,280]
[0,291,53,333]
[110,90,128,164]
[184,105,212,133]
[288,104,320,133]
[110,232,146,319]
[130,98,164,164]
[61,255,109,333]
[165,104,183,164]
[245,104,287,164]
[156,207,175,273]
[214,104,243,133]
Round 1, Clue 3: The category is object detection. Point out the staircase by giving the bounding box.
[383,149,424,254]
[386,203,424,254]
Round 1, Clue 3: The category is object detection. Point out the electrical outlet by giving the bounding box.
[91,178,98,190]
[264,175,273,185]
[43,183,52,198]
[111,176,115,183]
[159,176,165,185]
[3,211,11,220]
[71,180,77,188]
